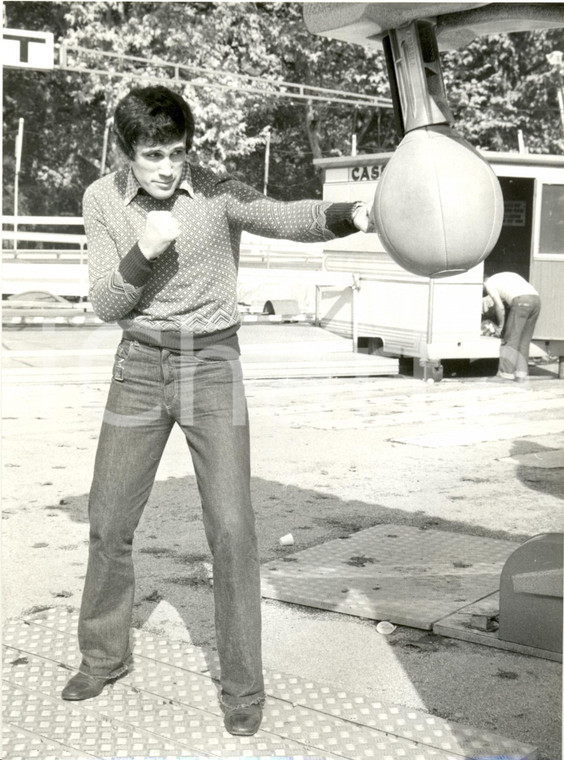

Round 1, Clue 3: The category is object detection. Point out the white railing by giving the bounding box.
[2,217,358,335]
[2,218,326,269]
[2,216,87,261]
[240,233,325,270]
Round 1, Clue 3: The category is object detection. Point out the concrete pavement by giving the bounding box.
[1,322,562,759]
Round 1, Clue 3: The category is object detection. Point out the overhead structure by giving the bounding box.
[303,3,564,52]
[304,3,564,279]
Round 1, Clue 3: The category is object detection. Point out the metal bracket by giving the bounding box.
[383,20,454,137]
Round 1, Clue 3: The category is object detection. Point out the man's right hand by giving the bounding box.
[138,211,181,260]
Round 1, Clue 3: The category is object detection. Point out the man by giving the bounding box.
[483,271,541,382]
[61,85,371,736]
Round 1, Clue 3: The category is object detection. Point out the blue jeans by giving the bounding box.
[499,294,541,378]
[77,338,264,709]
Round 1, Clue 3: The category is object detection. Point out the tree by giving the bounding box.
[442,28,564,154]
[3,1,394,212]
[57,2,394,195]
[3,2,107,215]
[3,1,563,217]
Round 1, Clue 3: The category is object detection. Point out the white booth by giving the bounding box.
[315,151,564,379]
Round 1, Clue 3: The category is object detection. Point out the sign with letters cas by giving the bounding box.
[349,165,382,182]
[2,28,55,69]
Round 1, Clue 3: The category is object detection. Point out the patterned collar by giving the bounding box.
[123,161,195,205]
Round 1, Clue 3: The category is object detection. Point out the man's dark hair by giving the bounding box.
[114,85,195,159]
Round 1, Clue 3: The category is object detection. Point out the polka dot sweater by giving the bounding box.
[84,161,359,350]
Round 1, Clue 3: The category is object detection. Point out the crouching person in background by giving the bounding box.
[483,271,541,382]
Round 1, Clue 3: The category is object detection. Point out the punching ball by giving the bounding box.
[371,125,504,278]
[369,19,504,279]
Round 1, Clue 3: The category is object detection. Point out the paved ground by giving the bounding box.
[1,323,563,759]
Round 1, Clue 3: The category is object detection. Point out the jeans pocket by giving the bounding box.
[193,353,226,364]
[112,340,133,382]
[193,346,239,364]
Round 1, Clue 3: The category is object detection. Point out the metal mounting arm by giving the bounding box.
[383,20,454,137]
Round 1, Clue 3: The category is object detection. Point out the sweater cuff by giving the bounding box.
[118,243,154,287]
[325,202,361,238]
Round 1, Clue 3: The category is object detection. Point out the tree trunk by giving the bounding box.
[304,99,323,160]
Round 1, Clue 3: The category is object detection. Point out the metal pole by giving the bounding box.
[351,286,358,352]
[517,130,527,154]
[100,118,112,177]
[263,127,271,196]
[426,278,435,346]
[14,118,24,254]
[556,86,564,139]
[351,275,360,353]
[351,134,357,156]
[546,51,564,139]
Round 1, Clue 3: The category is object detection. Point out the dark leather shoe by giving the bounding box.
[61,672,112,701]
[223,703,263,736]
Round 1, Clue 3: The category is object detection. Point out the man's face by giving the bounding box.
[130,136,187,199]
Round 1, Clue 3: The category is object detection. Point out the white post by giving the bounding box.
[517,130,526,154]
[100,118,112,177]
[351,275,360,352]
[426,278,435,345]
[263,127,271,196]
[556,87,564,139]
[546,51,564,139]
[351,134,357,156]
[13,118,24,254]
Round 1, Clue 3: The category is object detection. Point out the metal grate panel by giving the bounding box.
[261,525,517,629]
[2,606,537,760]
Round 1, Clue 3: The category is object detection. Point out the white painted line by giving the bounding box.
[392,419,564,447]
[500,449,564,468]
[3,340,357,359]
[2,348,116,358]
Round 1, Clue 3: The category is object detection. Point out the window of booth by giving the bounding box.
[539,184,564,255]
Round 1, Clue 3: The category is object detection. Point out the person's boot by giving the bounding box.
[223,703,263,736]
[62,672,115,701]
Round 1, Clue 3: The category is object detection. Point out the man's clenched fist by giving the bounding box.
[351,202,374,233]
[138,211,181,260]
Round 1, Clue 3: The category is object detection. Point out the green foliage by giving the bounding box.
[442,29,564,153]
[3,1,563,216]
